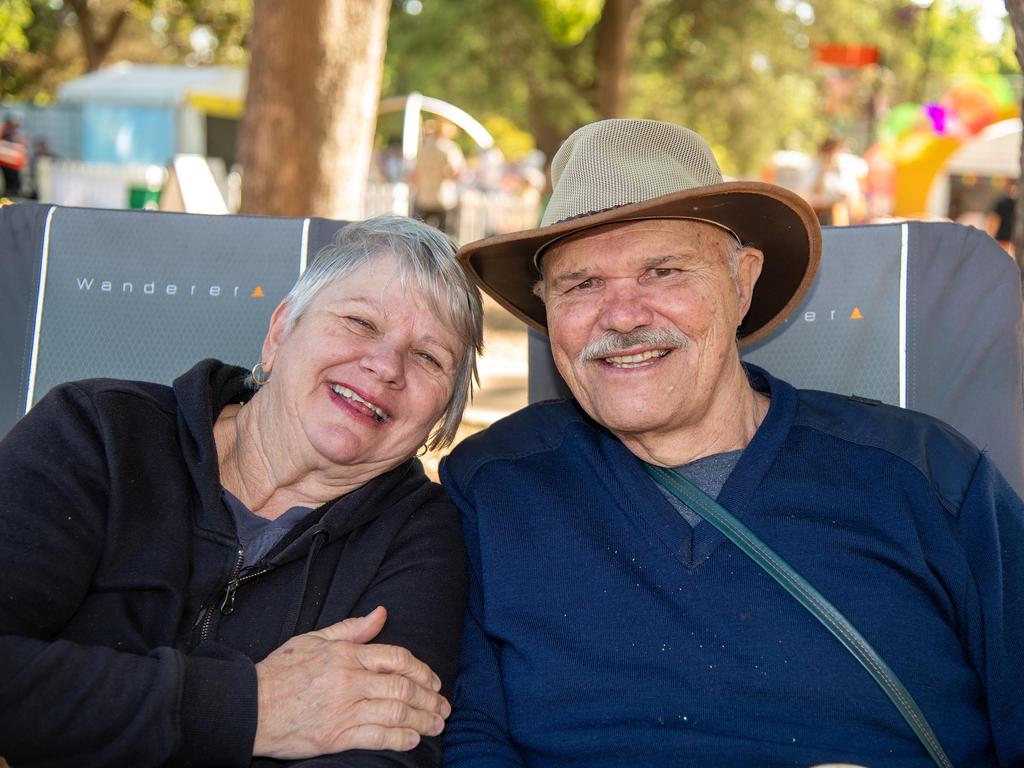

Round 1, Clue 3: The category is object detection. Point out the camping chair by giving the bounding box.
[0,202,348,438]
[1,206,1021,494]
[527,221,1024,497]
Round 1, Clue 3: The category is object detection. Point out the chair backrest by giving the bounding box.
[0,202,348,437]
[3,208,1021,493]
[527,221,1024,496]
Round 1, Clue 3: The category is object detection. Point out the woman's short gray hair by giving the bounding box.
[282,214,483,450]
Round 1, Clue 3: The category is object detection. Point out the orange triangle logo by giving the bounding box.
[251,286,265,298]
[849,307,864,319]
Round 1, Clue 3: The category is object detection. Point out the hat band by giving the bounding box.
[532,216,745,271]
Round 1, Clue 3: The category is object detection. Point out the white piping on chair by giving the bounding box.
[25,206,57,414]
[899,221,909,409]
[300,218,311,274]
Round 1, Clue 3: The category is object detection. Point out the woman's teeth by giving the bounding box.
[331,384,389,422]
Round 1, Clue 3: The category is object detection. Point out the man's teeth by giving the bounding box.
[331,385,389,422]
[603,349,669,368]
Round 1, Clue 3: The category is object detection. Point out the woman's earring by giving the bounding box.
[251,361,270,387]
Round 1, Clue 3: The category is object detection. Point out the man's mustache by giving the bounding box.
[578,328,690,365]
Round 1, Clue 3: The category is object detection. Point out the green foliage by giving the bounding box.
[146,0,251,66]
[810,0,1015,102]
[1,0,65,101]
[0,0,32,60]
[632,0,823,174]
[1,0,251,102]
[537,0,604,44]
[482,114,537,161]
[4,0,1015,178]
[384,0,601,161]
[385,0,1015,177]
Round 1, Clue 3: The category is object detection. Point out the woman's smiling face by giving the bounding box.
[259,254,461,473]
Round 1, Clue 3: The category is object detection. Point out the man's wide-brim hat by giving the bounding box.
[458,119,822,347]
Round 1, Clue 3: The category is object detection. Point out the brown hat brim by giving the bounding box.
[458,180,821,348]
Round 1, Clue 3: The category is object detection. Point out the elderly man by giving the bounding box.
[439,119,1024,768]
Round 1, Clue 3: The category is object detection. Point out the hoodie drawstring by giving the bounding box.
[279,528,330,646]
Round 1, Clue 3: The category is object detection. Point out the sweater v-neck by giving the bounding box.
[597,365,796,569]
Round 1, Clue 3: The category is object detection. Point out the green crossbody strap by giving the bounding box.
[642,462,954,768]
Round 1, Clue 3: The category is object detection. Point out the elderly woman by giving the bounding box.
[0,216,483,767]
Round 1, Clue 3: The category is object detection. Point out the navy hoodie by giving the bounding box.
[0,359,467,767]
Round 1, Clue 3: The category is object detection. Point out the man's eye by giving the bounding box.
[571,278,597,292]
[648,267,679,279]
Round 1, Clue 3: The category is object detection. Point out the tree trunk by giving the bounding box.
[594,0,646,118]
[67,0,129,72]
[238,0,390,218]
[527,0,647,184]
[1007,0,1024,278]
[526,88,571,179]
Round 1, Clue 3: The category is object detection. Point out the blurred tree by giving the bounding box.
[63,0,251,72]
[1,0,72,101]
[1,0,251,102]
[385,0,1014,177]
[595,0,647,117]
[5,0,1015,209]
[66,0,131,72]
[1005,0,1024,270]
[0,1,32,60]
[385,0,648,166]
[811,1,1015,103]
[238,0,390,217]
[633,0,818,174]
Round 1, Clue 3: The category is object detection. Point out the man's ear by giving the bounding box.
[261,300,293,369]
[532,279,546,303]
[735,246,765,322]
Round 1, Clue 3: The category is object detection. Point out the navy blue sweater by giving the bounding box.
[440,366,1024,767]
[0,359,467,767]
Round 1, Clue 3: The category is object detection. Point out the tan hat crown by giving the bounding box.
[541,119,727,227]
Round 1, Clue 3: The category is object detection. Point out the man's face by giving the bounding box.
[540,219,763,445]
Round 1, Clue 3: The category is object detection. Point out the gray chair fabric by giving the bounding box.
[0,203,348,437]
[2,207,1020,494]
[527,221,1024,497]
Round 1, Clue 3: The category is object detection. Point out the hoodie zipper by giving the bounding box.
[220,561,275,615]
[196,547,274,643]
[195,521,329,645]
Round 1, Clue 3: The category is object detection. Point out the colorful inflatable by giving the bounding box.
[867,75,1019,218]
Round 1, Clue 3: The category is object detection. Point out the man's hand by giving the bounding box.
[252,606,450,758]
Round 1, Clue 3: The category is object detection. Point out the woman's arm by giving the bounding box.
[289,496,468,768]
[0,384,257,767]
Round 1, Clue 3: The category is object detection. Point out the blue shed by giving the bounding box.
[56,63,245,166]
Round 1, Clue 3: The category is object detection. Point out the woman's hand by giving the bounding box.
[252,606,451,758]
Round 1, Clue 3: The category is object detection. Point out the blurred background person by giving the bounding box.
[412,120,465,236]
[25,137,57,200]
[989,180,1017,255]
[372,138,406,185]
[808,136,849,225]
[0,115,27,198]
